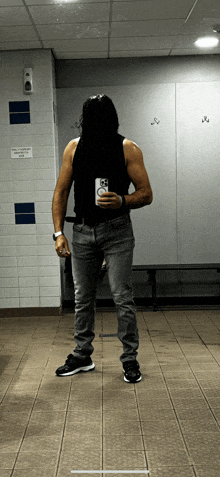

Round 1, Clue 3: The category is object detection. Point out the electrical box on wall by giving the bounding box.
[23,68,33,94]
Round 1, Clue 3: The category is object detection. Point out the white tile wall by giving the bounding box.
[0,49,60,309]
[40,296,60,307]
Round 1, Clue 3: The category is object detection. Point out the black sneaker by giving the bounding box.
[56,354,95,377]
[123,361,142,383]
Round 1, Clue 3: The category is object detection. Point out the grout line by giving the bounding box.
[107,0,114,59]
[185,0,200,23]
[22,0,44,48]
[55,365,72,477]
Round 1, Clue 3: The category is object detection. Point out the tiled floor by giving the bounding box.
[1,309,220,477]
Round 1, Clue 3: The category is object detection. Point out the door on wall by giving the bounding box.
[176,82,220,264]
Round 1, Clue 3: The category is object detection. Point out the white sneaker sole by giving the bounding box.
[58,362,95,377]
[123,370,142,383]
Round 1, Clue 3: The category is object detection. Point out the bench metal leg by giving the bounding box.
[147,270,158,311]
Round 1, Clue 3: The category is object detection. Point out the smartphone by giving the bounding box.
[95,178,108,205]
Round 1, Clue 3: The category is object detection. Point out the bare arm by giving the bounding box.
[52,139,78,257]
[123,139,153,208]
[97,139,153,210]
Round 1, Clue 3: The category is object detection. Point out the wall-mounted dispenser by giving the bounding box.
[23,68,33,94]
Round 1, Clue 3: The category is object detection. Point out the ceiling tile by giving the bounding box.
[37,22,109,40]
[110,36,176,51]
[111,20,184,38]
[112,0,195,21]
[0,6,32,25]
[26,0,109,3]
[170,47,220,56]
[0,26,39,42]
[109,49,170,58]
[0,41,42,50]
[54,51,108,60]
[0,0,23,5]
[173,33,219,49]
[189,0,220,19]
[29,3,110,24]
[180,18,220,36]
[43,38,108,51]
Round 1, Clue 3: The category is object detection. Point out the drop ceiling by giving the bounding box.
[1,0,220,59]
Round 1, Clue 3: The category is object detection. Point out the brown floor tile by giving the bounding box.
[103,450,147,470]
[66,409,102,421]
[103,434,144,451]
[103,418,142,436]
[175,406,213,420]
[0,471,12,477]
[148,466,195,477]
[57,468,101,477]
[0,438,23,454]
[137,396,173,409]
[139,407,176,421]
[33,398,69,412]
[194,466,220,477]
[59,449,102,469]
[179,416,219,435]
[165,379,203,390]
[14,451,59,470]
[189,447,220,465]
[0,452,17,470]
[103,408,139,422]
[68,396,102,412]
[141,419,181,436]
[65,418,102,436]
[143,433,186,451]
[184,432,220,449]
[25,411,66,438]
[146,447,191,468]
[62,434,102,451]
[20,435,62,453]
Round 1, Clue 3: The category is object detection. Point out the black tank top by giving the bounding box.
[72,134,131,224]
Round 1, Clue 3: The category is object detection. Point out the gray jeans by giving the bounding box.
[71,214,139,364]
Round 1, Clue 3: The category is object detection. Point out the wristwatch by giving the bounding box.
[53,231,63,241]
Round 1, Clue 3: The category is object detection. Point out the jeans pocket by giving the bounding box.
[111,215,131,231]
[73,223,83,232]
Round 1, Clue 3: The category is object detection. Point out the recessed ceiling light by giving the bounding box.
[195,37,219,48]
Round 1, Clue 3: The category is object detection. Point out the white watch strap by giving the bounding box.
[54,231,63,238]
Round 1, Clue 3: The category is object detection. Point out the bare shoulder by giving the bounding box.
[123,138,143,165]
[63,137,80,164]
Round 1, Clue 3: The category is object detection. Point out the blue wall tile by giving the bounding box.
[15,214,35,225]
[15,203,35,214]
[9,101,30,112]
[10,113,30,124]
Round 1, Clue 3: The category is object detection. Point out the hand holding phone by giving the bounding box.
[95,178,109,205]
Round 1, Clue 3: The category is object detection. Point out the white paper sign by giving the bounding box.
[11,147,33,159]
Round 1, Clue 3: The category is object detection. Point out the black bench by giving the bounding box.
[132,264,220,310]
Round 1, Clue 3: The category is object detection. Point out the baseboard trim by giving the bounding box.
[62,296,220,313]
[1,297,220,318]
[0,307,61,318]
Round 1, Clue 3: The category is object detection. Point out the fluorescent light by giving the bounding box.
[195,37,219,48]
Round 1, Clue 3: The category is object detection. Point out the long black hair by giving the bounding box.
[78,94,119,143]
